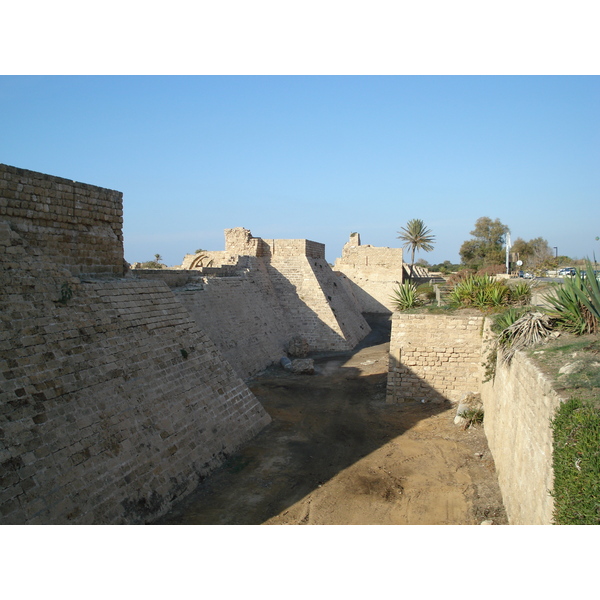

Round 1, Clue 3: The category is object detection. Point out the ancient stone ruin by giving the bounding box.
[0,164,379,524]
[0,165,276,524]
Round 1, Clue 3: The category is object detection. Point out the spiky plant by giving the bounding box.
[510,281,532,306]
[544,261,599,334]
[390,282,420,311]
[497,311,554,364]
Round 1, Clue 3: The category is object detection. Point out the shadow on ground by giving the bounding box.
[155,314,506,525]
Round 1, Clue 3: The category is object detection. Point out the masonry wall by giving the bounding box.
[268,254,370,352]
[386,313,485,403]
[174,261,295,380]
[1,166,271,524]
[0,164,124,276]
[481,350,562,524]
[333,233,403,313]
[173,228,370,375]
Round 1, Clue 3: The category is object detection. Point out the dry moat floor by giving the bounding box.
[156,315,507,525]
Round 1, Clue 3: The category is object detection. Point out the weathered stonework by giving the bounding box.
[333,232,404,313]
[0,164,124,277]
[481,349,563,525]
[171,228,371,379]
[386,313,485,404]
[0,165,271,524]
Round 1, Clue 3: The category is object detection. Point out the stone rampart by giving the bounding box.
[334,233,403,313]
[174,262,295,379]
[1,165,271,524]
[386,313,485,403]
[170,229,370,378]
[481,350,563,524]
[0,163,124,276]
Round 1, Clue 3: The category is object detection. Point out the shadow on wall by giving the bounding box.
[154,332,456,525]
[336,274,393,314]
[265,260,370,352]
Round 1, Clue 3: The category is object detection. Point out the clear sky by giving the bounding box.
[1,75,599,266]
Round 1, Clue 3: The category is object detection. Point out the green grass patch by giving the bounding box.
[551,396,600,524]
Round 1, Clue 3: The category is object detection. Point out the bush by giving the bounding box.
[551,397,600,524]
[390,282,420,311]
[448,274,509,309]
[544,260,599,334]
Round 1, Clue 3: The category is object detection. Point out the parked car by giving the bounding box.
[558,268,576,277]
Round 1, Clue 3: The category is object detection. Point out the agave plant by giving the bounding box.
[509,281,532,306]
[390,282,420,311]
[449,274,510,309]
[544,261,599,334]
[491,307,529,334]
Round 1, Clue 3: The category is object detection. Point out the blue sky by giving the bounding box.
[1,75,598,266]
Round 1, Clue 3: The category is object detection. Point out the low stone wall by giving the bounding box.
[481,352,563,524]
[386,313,485,403]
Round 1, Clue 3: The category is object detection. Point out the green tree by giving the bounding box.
[459,217,508,270]
[397,218,435,281]
[154,253,163,263]
[512,236,553,274]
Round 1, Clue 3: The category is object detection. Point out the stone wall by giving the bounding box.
[174,261,295,380]
[1,165,271,524]
[333,232,403,313]
[0,163,124,276]
[386,313,485,403]
[481,350,563,524]
[171,229,371,379]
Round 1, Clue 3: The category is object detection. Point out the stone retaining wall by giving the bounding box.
[386,313,485,403]
[481,351,563,524]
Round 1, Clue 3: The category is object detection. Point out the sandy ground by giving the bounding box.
[156,315,507,525]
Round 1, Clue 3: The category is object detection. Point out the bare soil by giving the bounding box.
[156,315,507,525]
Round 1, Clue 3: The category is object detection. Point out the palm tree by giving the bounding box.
[154,253,163,264]
[397,219,435,281]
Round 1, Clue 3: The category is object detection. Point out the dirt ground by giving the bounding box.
[156,315,507,525]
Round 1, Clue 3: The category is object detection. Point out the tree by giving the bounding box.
[459,217,509,270]
[154,254,163,263]
[512,237,553,274]
[397,218,435,281]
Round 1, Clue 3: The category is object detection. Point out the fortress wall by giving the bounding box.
[174,262,295,380]
[0,251,271,524]
[268,255,370,352]
[0,164,123,276]
[481,351,562,524]
[1,166,271,524]
[333,234,403,313]
[386,313,485,403]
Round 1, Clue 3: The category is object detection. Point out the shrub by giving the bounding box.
[496,311,554,364]
[449,274,509,309]
[509,281,532,306]
[390,282,420,311]
[544,261,599,334]
[551,397,600,524]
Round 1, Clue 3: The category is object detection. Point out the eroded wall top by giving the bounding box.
[0,164,124,276]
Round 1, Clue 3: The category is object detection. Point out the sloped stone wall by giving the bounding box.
[1,165,271,524]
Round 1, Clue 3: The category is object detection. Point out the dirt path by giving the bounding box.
[156,316,507,525]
